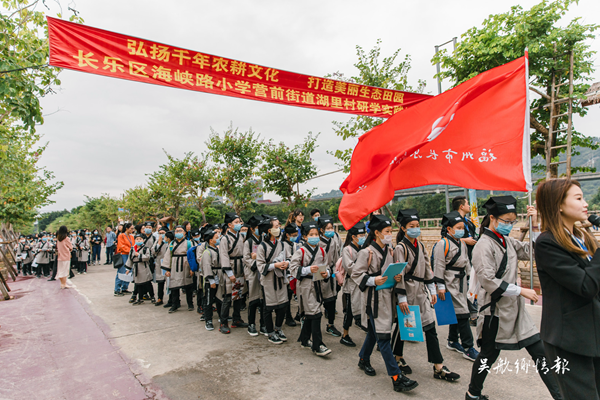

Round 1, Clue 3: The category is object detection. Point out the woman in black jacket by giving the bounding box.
[535,178,600,400]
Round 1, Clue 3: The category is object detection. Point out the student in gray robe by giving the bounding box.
[289,222,331,357]
[201,228,221,331]
[242,216,265,336]
[466,196,562,400]
[352,215,418,393]
[126,234,154,305]
[17,236,34,275]
[162,225,194,314]
[34,233,52,278]
[434,211,478,361]
[394,209,460,382]
[340,222,367,347]
[317,215,342,337]
[218,212,248,333]
[281,224,299,327]
[152,227,170,307]
[256,217,289,345]
[76,231,90,274]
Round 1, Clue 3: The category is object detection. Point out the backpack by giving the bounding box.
[334,247,373,286]
[187,244,199,272]
[430,238,450,271]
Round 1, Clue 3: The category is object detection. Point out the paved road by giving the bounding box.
[1,254,557,400]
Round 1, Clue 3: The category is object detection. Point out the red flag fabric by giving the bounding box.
[339,56,531,229]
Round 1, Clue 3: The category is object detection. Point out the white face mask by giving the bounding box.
[380,234,393,245]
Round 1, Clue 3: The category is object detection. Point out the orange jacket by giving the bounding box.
[117,233,134,255]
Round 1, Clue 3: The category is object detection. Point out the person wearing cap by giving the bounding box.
[281,224,300,327]
[317,215,342,338]
[125,234,155,305]
[466,196,562,400]
[76,230,90,275]
[162,225,194,313]
[289,221,332,357]
[201,228,222,331]
[434,211,479,362]
[218,212,248,333]
[352,214,418,392]
[34,233,52,278]
[191,228,202,245]
[151,227,170,307]
[256,217,289,345]
[340,222,367,347]
[394,209,460,383]
[243,216,266,336]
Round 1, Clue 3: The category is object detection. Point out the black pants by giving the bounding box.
[50,260,58,280]
[171,285,193,308]
[106,245,115,263]
[157,280,165,302]
[204,283,218,321]
[264,306,286,334]
[544,342,599,400]
[23,263,32,275]
[324,300,336,325]
[77,261,87,273]
[285,287,294,319]
[36,263,50,277]
[468,316,562,399]
[299,314,324,352]
[248,299,264,327]
[342,293,361,330]
[220,294,242,322]
[448,317,474,349]
[392,322,444,364]
[134,281,154,300]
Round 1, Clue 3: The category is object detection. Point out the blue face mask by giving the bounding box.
[406,227,421,239]
[290,236,298,242]
[240,231,247,237]
[307,237,320,246]
[324,231,335,238]
[145,228,152,235]
[175,232,184,239]
[42,238,47,242]
[233,224,242,232]
[160,234,165,238]
[254,228,260,236]
[215,238,221,246]
[453,229,465,239]
[358,237,366,246]
[496,222,513,236]
[314,216,319,221]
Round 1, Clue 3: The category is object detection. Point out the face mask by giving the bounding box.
[135,242,143,248]
[453,229,465,239]
[496,222,513,236]
[240,231,247,237]
[160,234,165,238]
[93,231,98,235]
[20,240,25,243]
[42,238,47,242]
[175,232,184,239]
[314,216,319,221]
[307,237,320,246]
[358,237,366,246]
[233,224,242,232]
[215,238,221,246]
[290,236,298,242]
[380,234,393,245]
[145,228,152,235]
[270,228,281,237]
[254,228,260,236]
[406,228,421,239]
[86,233,91,236]
[324,231,335,238]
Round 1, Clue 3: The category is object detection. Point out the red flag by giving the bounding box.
[339,55,531,229]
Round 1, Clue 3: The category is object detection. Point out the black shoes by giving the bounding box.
[340,335,356,347]
[260,325,268,336]
[326,325,341,337]
[205,320,214,331]
[247,324,258,337]
[220,323,230,334]
[163,302,173,308]
[465,394,489,400]
[358,358,376,376]
[231,319,248,328]
[433,366,460,382]
[47,278,56,281]
[168,305,179,313]
[285,318,297,327]
[397,358,412,375]
[392,374,418,392]
[155,300,163,306]
[128,296,136,304]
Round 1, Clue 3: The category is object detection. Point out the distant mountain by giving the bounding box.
[312,189,343,199]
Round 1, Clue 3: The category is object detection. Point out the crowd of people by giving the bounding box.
[19,178,600,399]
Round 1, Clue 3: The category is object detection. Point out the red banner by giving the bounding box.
[339,56,532,228]
[47,17,430,118]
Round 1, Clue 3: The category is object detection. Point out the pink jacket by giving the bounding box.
[57,238,74,261]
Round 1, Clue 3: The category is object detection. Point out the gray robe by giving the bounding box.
[218,231,244,297]
[162,239,192,289]
[243,234,263,303]
[18,242,34,264]
[256,239,289,310]
[201,245,220,287]
[289,244,327,317]
[151,240,169,282]
[342,244,362,318]
[319,236,339,303]
[472,229,539,350]
[433,236,472,318]
[126,246,153,284]
[34,241,52,264]
[76,238,90,262]
[351,243,398,337]
[395,237,436,329]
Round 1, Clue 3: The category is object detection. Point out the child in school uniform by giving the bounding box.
[281,224,299,326]
[125,234,155,305]
[242,216,266,336]
[201,228,222,331]
[317,215,342,337]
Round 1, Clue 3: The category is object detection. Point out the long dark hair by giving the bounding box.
[286,209,304,226]
[344,231,355,247]
[57,226,68,242]
[362,230,377,249]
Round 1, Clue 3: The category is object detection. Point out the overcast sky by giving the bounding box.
[36,0,600,213]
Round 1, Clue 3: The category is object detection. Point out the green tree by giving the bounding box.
[327,40,426,171]
[260,133,318,207]
[431,0,599,178]
[147,152,188,219]
[122,186,159,223]
[206,124,263,215]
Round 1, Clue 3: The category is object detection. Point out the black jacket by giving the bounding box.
[535,231,600,357]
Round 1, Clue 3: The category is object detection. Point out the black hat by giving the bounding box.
[157,226,167,233]
[191,228,201,237]
[261,214,277,221]
[397,209,420,226]
[134,233,144,239]
[203,229,218,242]
[246,216,262,228]
[224,212,240,224]
[144,221,155,227]
[165,231,175,240]
[258,218,272,235]
[369,215,392,232]
[442,211,464,228]
[482,196,517,217]
[318,215,334,229]
[284,224,298,235]
[348,222,366,235]
[199,225,210,237]
[301,222,319,236]
[173,225,184,230]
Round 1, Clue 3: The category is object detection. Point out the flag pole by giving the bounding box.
[525,48,535,305]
